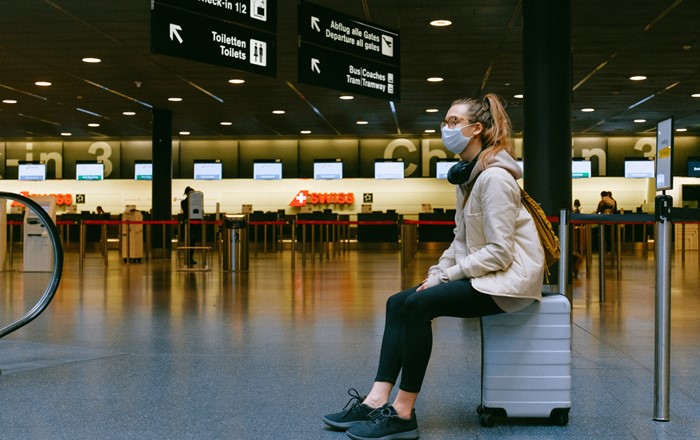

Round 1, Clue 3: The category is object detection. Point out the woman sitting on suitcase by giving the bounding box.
[323,93,545,440]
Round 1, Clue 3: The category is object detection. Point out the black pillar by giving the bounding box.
[523,0,572,285]
[152,108,173,255]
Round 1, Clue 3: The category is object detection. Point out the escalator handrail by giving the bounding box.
[0,192,64,338]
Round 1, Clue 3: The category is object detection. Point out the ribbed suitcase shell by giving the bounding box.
[480,294,572,423]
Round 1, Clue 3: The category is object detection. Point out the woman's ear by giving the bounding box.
[472,122,484,136]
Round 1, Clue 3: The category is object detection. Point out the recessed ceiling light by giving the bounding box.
[2,99,17,104]
[692,93,700,98]
[630,75,647,81]
[356,120,368,125]
[676,128,687,132]
[424,129,436,133]
[179,131,190,135]
[272,110,285,114]
[634,119,646,123]
[427,77,443,82]
[514,94,524,99]
[339,95,354,100]
[228,79,245,84]
[35,81,52,87]
[168,97,182,102]
[581,108,595,112]
[430,20,452,27]
[82,57,101,63]
[220,121,232,126]
[300,130,312,134]
[60,132,72,136]
[123,111,136,116]
[425,108,439,113]
[88,123,100,127]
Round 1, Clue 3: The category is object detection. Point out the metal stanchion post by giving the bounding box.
[291,220,296,272]
[79,220,85,270]
[585,224,592,278]
[617,224,622,279]
[598,223,605,303]
[654,194,672,422]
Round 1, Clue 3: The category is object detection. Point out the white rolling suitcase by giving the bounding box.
[478,293,572,427]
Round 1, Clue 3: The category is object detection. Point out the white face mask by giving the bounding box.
[441,124,475,155]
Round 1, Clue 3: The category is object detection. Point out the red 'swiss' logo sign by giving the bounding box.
[289,190,355,207]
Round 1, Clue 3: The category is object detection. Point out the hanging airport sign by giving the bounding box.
[297,0,400,101]
[151,3,276,76]
[154,0,276,33]
[298,44,399,101]
[298,0,399,66]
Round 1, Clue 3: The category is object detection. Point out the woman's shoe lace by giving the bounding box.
[342,388,365,414]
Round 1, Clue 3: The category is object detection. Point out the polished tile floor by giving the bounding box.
[1,244,699,439]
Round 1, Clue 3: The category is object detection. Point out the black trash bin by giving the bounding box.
[223,214,249,271]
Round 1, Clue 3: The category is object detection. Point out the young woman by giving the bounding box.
[323,94,545,440]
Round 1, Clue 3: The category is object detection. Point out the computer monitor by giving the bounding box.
[571,159,592,178]
[374,159,404,180]
[624,157,655,178]
[435,159,459,179]
[253,159,282,180]
[194,160,222,180]
[134,160,152,181]
[313,159,343,180]
[76,161,104,181]
[687,157,700,177]
[18,161,46,181]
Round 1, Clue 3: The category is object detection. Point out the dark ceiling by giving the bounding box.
[0,0,699,140]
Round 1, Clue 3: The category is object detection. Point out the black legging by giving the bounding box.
[374,279,504,393]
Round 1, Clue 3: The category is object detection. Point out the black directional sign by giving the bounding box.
[299,44,399,101]
[297,0,400,101]
[156,0,276,33]
[151,3,276,77]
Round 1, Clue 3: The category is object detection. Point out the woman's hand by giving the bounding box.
[417,273,441,291]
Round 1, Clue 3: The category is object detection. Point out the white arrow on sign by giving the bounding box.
[311,16,321,32]
[311,58,321,74]
[169,24,183,44]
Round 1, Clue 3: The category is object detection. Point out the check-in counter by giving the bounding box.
[417,210,456,243]
[357,211,399,247]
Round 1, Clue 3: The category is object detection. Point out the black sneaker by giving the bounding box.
[346,405,419,440]
[323,388,376,431]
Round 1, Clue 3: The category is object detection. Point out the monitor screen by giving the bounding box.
[435,160,459,179]
[253,160,282,180]
[624,158,655,178]
[18,162,46,181]
[374,160,404,179]
[76,162,104,181]
[313,159,343,180]
[687,157,700,177]
[194,160,222,180]
[571,160,592,178]
[134,161,152,181]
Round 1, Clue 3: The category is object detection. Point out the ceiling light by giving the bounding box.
[630,75,647,81]
[35,81,52,87]
[220,121,232,126]
[228,79,245,84]
[676,128,687,132]
[2,99,17,104]
[60,132,72,136]
[179,131,190,135]
[692,93,700,98]
[427,77,443,82]
[430,20,452,27]
[82,57,101,63]
[123,111,136,116]
[339,95,354,100]
[168,97,182,102]
[581,108,595,112]
[634,119,646,123]
[514,94,524,99]
[88,123,100,127]
[300,130,312,134]
[424,129,436,133]
[272,110,285,114]
[356,120,368,125]
[425,108,439,113]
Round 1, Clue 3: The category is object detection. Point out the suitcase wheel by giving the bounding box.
[549,408,570,426]
[479,413,496,427]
